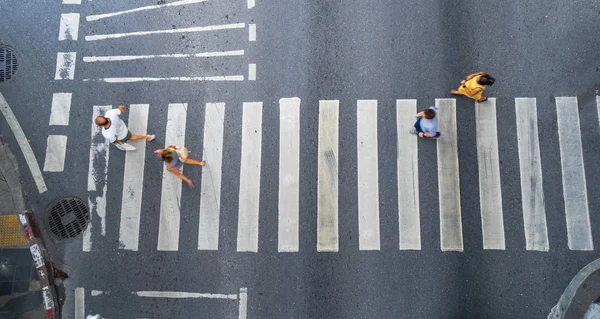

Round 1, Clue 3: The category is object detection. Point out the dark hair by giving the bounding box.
[161,149,174,163]
[423,108,436,119]
[478,74,495,86]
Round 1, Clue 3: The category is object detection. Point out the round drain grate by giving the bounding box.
[46,197,90,241]
[0,46,18,83]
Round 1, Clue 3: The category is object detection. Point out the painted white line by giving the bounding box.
[556,97,593,251]
[317,100,339,252]
[198,103,225,250]
[597,96,600,130]
[55,52,77,80]
[247,0,255,9]
[63,0,81,4]
[0,93,47,193]
[239,288,248,319]
[86,0,209,21]
[90,290,107,297]
[49,93,72,126]
[157,104,187,251]
[249,24,256,41]
[59,13,80,41]
[248,64,256,81]
[83,76,244,83]
[84,105,111,252]
[475,98,505,250]
[83,50,244,62]
[75,287,84,319]
[85,23,246,41]
[278,98,300,252]
[396,100,420,250]
[515,98,549,251]
[237,102,263,252]
[436,99,463,252]
[118,104,149,251]
[43,135,68,172]
[133,291,237,300]
[357,100,380,250]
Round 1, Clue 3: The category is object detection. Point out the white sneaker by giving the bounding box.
[120,143,136,151]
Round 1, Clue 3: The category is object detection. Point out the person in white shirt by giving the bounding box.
[94,105,155,151]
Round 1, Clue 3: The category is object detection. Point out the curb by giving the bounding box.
[18,212,59,319]
[549,258,600,319]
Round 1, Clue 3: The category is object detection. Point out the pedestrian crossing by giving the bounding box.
[83,96,600,253]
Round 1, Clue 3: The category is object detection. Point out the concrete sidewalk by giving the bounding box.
[0,138,47,318]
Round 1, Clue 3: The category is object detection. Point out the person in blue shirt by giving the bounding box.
[409,106,440,138]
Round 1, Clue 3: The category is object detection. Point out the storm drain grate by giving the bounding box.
[0,46,18,83]
[46,197,90,241]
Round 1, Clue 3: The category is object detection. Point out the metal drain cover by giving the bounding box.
[46,197,90,241]
[0,46,18,83]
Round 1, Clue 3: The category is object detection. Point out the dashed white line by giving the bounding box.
[43,135,68,172]
[239,288,248,319]
[83,76,244,83]
[86,0,209,21]
[55,52,77,80]
[85,23,246,41]
[63,0,81,4]
[75,288,84,319]
[249,24,256,41]
[248,64,256,81]
[83,50,244,62]
[247,0,255,9]
[133,291,237,300]
[59,13,80,41]
[49,93,72,126]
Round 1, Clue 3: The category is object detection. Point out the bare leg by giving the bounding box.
[129,134,155,141]
[183,158,205,166]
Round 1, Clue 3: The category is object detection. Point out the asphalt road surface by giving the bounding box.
[1,0,600,318]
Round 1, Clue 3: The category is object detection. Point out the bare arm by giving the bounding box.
[466,72,486,81]
[462,86,483,96]
[167,166,193,187]
[118,105,125,114]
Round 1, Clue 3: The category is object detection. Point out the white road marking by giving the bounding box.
[0,93,47,193]
[436,99,463,252]
[247,0,255,9]
[248,63,256,81]
[55,52,77,80]
[83,76,244,83]
[249,24,256,41]
[83,50,244,62]
[49,93,72,126]
[278,98,300,252]
[555,97,593,251]
[317,100,339,252]
[475,98,506,250]
[239,288,248,319]
[90,290,107,297]
[198,103,225,250]
[59,13,80,41]
[597,96,600,129]
[237,102,263,252]
[357,100,380,250]
[157,104,187,251]
[75,288,84,319]
[85,23,246,41]
[396,100,420,250]
[133,291,237,300]
[63,0,81,4]
[43,135,68,172]
[84,105,111,252]
[118,104,149,251]
[86,0,209,21]
[515,98,549,251]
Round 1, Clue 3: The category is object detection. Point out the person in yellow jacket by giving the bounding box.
[450,72,495,102]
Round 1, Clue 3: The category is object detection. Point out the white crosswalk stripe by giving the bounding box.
[515,98,549,251]
[436,99,463,252]
[81,96,600,253]
[118,104,149,251]
[157,103,187,251]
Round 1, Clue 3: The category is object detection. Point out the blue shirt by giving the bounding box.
[419,106,439,136]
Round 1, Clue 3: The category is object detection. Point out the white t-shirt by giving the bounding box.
[101,109,128,142]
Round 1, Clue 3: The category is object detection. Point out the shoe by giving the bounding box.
[146,134,156,142]
[409,128,417,135]
[114,143,125,151]
[120,143,136,151]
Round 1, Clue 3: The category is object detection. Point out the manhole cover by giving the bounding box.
[0,46,18,83]
[46,197,90,241]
